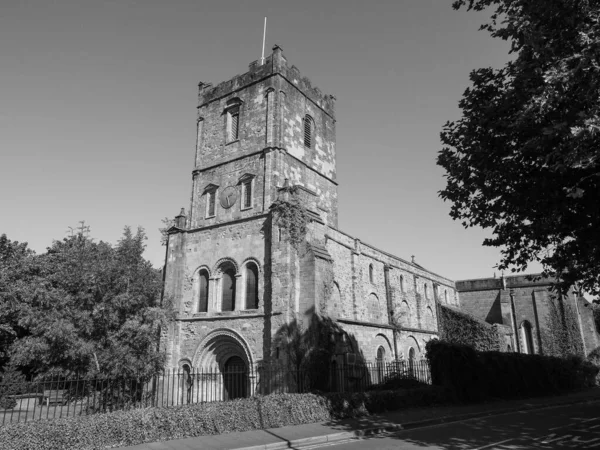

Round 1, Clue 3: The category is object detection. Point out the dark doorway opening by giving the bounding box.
[223,356,247,400]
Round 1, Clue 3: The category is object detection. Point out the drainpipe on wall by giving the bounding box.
[531,291,543,355]
[509,290,521,353]
[384,265,398,361]
[572,288,588,356]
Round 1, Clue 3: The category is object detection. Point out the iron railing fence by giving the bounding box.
[0,359,430,426]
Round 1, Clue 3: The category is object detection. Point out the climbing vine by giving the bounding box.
[271,186,309,250]
[319,264,335,315]
[541,295,583,357]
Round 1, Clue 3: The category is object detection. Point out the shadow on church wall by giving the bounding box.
[257,308,370,395]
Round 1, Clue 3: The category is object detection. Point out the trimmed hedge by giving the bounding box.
[586,346,600,385]
[438,305,501,352]
[0,387,449,450]
[426,340,598,402]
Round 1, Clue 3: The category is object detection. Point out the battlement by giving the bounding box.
[197,45,336,117]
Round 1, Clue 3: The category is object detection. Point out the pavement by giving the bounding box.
[119,388,600,450]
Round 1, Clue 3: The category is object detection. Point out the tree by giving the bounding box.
[438,0,600,295]
[5,226,172,379]
[0,235,36,371]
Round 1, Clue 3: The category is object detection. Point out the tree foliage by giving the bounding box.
[0,227,172,380]
[438,0,600,295]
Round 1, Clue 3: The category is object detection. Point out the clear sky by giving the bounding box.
[0,0,541,281]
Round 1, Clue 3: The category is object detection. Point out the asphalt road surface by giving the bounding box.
[307,401,600,449]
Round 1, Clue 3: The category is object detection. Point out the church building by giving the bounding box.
[161,46,599,401]
[162,45,458,384]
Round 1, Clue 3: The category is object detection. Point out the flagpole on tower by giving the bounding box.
[261,17,267,65]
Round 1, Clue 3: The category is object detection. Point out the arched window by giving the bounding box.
[221,267,236,312]
[520,321,534,354]
[376,346,386,383]
[424,284,429,300]
[408,347,416,376]
[245,263,259,309]
[367,293,382,323]
[444,290,448,303]
[426,306,434,328]
[181,363,192,403]
[400,275,405,292]
[369,264,374,283]
[376,346,386,362]
[400,300,411,327]
[303,115,314,148]
[198,269,209,312]
[225,99,242,143]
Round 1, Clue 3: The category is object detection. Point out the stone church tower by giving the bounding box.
[163,45,341,376]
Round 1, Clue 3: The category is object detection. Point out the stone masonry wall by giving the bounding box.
[190,153,266,229]
[456,275,600,357]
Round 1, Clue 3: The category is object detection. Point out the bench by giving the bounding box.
[41,390,67,406]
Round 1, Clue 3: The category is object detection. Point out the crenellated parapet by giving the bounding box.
[197,45,336,118]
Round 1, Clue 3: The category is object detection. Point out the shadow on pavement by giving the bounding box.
[316,399,600,449]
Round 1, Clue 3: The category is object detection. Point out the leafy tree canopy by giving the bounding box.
[0,226,172,379]
[438,0,600,295]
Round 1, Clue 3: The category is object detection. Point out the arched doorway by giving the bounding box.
[223,356,248,400]
[520,321,534,354]
[192,328,254,401]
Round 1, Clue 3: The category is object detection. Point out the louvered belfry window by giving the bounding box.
[242,179,252,208]
[303,115,313,148]
[228,106,240,142]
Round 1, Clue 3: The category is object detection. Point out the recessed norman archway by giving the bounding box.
[192,328,254,371]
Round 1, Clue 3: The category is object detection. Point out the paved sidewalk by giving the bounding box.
[119,388,600,450]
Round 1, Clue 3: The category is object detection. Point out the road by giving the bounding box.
[307,401,600,449]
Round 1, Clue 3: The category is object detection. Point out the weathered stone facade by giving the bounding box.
[162,47,599,396]
[162,46,459,382]
[456,275,600,356]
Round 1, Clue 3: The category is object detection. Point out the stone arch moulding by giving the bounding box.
[240,257,262,273]
[191,328,254,370]
[178,358,192,370]
[374,333,393,356]
[193,264,212,278]
[264,87,275,99]
[407,335,421,353]
[213,257,239,274]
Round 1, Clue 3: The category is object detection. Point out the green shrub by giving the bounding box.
[0,386,450,449]
[426,340,599,402]
[586,346,600,385]
[0,366,26,410]
[425,339,486,402]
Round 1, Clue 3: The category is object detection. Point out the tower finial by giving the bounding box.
[261,17,267,65]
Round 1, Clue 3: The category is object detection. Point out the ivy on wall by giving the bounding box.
[541,295,584,357]
[270,185,309,251]
[438,305,501,352]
